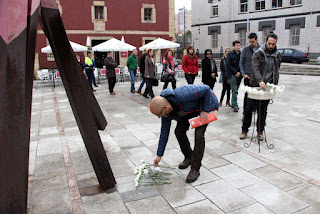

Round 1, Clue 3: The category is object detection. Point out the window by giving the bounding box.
[144,8,152,21]
[290,25,300,46]
[255,0,265,10]
[284,49,293,54]
[272,0,282,8]
[240,0,248,12]
[262,26,272,42]
[94,6,104,20]
[212,32,218,48]
[290,0,302,5]
[145,40,153,45]
[47,53,55,61]
[212,5,218,16]
[239,29,246,46]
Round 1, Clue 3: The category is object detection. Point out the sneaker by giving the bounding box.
[143,94,149,98]
[239,132,247,140]
[234,107,239,112]
[110,92,116,95]
[178,159,192,169]
[186,168,200,183]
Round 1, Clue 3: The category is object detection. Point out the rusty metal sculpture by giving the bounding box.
[0,0,116,213]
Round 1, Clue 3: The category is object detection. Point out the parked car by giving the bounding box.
[278,48,309,64]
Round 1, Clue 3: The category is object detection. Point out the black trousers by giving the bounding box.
[220,83,231,103]
[143,78,154,98]
[107,77,116,93]
[85,70,94,90]
[185,74,197,84]
[204,82,215,90]
[163,78,177,90]
[175,119,208,170]
[242,99,270,133]
[243,78,250,114]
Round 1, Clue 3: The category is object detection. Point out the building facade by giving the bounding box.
[35,0,175,69]
[175,8,192,36]
[191,0,320,58]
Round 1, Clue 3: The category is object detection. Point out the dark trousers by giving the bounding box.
[93,75,97,86]
[185,74,197,84]
[107,77,116,93]
[220,83,231,103]
[242,99,270,133]
[144,78,154,98]
[175,120,208,170]
[243,78,250,114]
[85,70,94,90]
[163,78,177,90]
[204,82,215,90]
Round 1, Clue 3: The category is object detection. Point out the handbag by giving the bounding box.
[153,78,159,86]
[161,65,173,82]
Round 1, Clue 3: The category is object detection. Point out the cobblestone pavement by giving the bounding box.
[28,74,320,214]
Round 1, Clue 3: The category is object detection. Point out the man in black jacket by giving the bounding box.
[226,41,242,112]
[240,33,281,140]
[104,51,118,95]
[137,49,148,95]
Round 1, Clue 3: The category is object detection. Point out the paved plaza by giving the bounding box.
[28,73,320,214]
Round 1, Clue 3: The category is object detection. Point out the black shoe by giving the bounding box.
[234,107,239,112]
[179,159,192,169]
[92,89,96,92]
[186,168,200,183]
[143,94,149,98]
[94,84,99,87]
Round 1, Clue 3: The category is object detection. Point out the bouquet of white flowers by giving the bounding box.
[134,160,174,187]
[240,83,285,100]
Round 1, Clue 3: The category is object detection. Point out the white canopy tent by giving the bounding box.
[92,38,136,52]
[139,38,180,51]
[41,41,88,53]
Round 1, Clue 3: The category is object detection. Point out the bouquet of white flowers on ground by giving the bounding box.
[240,83,285,100]
[134,160,174,187]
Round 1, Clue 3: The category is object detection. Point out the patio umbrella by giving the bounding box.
[92,38,136,52]
[41,41,88,53]
[139,38,180,51]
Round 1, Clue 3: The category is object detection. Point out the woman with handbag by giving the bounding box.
[182,45,199,84]
[162,49,177,90]
[143,49,156,99]
[219,47,231,107]
[201,49,218,90]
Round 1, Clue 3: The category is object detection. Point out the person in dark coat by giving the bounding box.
[150,85,219,183]
[104,51,118,95]
[76,55,84,70]
[143,49,156,99]
[226,41,242,112]
[201,49,218,90]
[162,49,178,90]
[182,45,199,84]
[137,48,148,95]
[219,48,231,107]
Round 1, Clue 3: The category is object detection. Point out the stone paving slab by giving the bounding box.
[241,181,309,214]
[174,199,224,214]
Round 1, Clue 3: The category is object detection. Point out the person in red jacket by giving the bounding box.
[182,45,199,84]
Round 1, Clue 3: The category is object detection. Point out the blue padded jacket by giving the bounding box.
[157,85,219,156]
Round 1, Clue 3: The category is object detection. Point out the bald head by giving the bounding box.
[150,96,172,118]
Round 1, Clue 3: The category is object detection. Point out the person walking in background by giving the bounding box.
[240,33,281,140]
[127,49,138,93]
[76,55,84,71]
[137,48,148,95]
[240,33,260,114]
[219,48,231,107]
[84,51,96,92]
[104,51,118,95]
[201,49,218,90]
[182,45,199,84]
[220,46,224,58]
[162,49,178,90]
[143,49,156,99]
[226,41,242,112]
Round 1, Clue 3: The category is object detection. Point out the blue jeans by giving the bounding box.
[138,77,146,92]
[129,69,136,92]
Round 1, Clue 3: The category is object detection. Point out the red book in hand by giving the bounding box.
[189,112,217,129]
